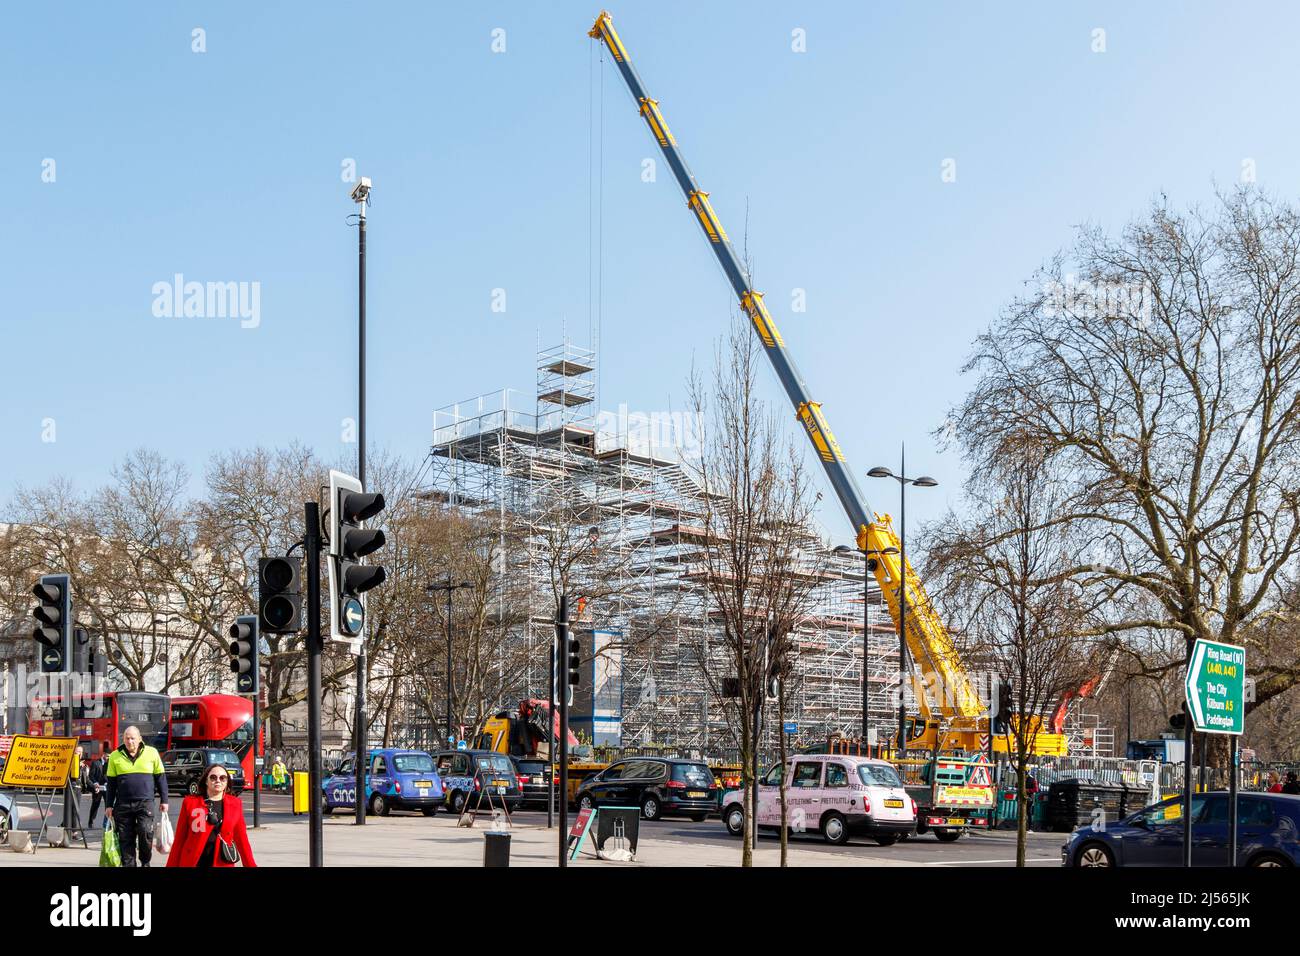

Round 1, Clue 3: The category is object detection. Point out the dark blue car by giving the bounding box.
[1062,791,1300,867]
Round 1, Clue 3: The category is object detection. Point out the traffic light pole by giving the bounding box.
[253,704,261,829]
[557,594,569,868]
[62,682,73,831]
[547,642,554,830]
[305,501,324,867]
[1183,640,1194,867]
[354,186,368,828]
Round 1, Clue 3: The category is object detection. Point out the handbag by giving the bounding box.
[219,835,240,865]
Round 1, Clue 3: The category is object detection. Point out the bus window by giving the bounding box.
[116,692,170,749]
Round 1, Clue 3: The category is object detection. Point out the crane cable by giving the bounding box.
[587,37,606,413]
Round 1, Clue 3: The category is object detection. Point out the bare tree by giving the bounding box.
[687,318,820,867]
[926,434,1100,864]
[952,189,1300,761]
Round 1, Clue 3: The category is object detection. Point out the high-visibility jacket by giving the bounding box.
[105,744,168,806]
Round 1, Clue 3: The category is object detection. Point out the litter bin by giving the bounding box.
[484,830,511,867]
[293,771,309,816]
[1045,780,1128,832]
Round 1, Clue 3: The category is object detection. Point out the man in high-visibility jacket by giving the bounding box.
[105,725,169,867]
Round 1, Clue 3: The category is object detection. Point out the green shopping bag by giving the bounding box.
[99,821,122,868]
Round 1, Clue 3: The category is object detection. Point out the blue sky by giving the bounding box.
[4,1,1299,543]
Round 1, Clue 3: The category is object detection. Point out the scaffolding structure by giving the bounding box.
[420,343,904,751]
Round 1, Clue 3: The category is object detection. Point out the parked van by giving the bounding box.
[721,753,916,846]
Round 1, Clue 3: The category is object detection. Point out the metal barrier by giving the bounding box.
[993,755,1162,807]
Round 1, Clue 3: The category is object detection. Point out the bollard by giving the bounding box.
[483,830,511,867]
[293,771,309,815]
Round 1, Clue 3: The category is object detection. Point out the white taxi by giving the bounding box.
[721,753,916,846]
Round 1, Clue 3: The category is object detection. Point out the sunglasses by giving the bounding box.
[206,774,229,782]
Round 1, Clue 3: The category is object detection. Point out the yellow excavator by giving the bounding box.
[589,11,1067,757]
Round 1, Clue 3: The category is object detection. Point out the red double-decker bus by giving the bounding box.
[28,691,170,757]
[168,695,258,783]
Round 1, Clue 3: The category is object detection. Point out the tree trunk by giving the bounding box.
[740,698,754,868]
[778,678,788,867]
[1015,745,1028,867]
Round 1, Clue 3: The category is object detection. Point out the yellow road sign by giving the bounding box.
[0,734,77,789]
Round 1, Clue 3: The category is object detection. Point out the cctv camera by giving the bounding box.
[350,176,372,203]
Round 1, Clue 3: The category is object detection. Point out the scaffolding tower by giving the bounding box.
[420,343,902,752]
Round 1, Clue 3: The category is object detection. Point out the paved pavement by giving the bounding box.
[0,790,1066,867]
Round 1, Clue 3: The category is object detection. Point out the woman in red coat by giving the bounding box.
[166,763,257,868]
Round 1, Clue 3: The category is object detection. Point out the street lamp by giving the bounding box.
[867,448,937,756]
[350,176,372,829]
[833,543,899,752]
[152,614,181,689]
[426,578,474,749]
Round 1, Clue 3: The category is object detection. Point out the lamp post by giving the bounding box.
[867,447,937,756]
[350,175,371,828]
[151,614,180,690]
[427,578,474,749]
[833,543,898,752]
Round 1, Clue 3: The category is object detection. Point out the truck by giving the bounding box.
[588,10,1070,757]
[473,699,607,803]
[896,752,996,842]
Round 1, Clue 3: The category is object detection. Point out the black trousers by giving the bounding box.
[114,801,156,867]
[88,789,105,824]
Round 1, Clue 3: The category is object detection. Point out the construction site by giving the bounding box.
[409,339,1114,758]
[417,340,902,753]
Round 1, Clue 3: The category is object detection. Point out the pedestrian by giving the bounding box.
[270,756,288,792]
[86,741,110,827]
[1266,771,1282,793]
[105,726,169,867]
[76,746,90,794]
[1284,772,1300,796]
[166,761,256,867]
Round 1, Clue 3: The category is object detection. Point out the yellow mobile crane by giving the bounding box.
[589,11,1067,757]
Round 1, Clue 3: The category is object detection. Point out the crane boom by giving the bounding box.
[589,11,873,538]
[589,11,1014,738]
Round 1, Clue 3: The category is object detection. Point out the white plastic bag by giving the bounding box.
[154,810,174,854]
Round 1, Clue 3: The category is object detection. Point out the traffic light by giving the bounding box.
[258,556,301,633]
[327,470,387,645]
[566,632,581,689]
[1169,701,1188,731]
[32,573,71,673]
[228,615,259,695]
[992,680,1013,734]
[72,627,91,674]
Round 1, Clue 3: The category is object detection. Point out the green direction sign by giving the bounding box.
[1185,638,1246,735]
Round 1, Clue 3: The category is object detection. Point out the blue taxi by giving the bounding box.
[434,749,523,814]
[322,748,445,816]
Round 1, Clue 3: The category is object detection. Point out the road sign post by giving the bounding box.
[1183,637,1246,867]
